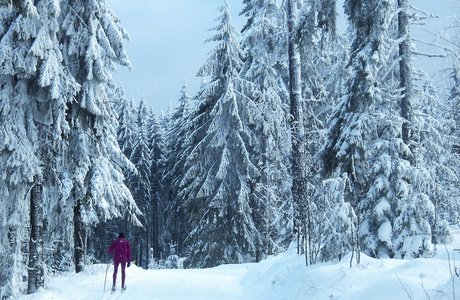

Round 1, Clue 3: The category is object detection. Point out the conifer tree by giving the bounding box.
[240,0,292,257]
[180,1,261,268]
[130,100,153,267]
[297,0,346,264]
[390,1,438,257]
[321,0,417,259]
[164,82,192,256]
[114,87,137,160]
[320,176,356,261]
[0,3,43,296]
[0,0,93,294]
[0,0,80,295]
[146,108,167,261]
[60,0,139,272]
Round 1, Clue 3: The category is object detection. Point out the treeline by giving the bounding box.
[103,0,460,269]
[1,0,460,298]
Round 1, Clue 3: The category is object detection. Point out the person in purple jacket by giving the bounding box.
[107,232,131,291]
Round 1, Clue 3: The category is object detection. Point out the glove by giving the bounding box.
[127,262,131,267]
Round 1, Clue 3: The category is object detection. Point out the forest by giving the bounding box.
[1,0,459,298]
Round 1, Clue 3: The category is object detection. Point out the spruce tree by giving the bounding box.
[130,100,153,267]
[391,1,438,258]
[0,1,80,295]
[164,82,192,256]
[60,0,139,272]
[180,1,261,268]
[297,0,346,264]
[146,108,167,261]
[240,0,292,257]
[114,87,137,160]
[322,0,416,259]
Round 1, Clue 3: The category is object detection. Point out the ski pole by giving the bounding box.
[104,262,110,292]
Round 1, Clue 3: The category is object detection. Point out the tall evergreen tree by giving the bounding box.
[240,0,292,257]
[146,108,167,261]
[321,0,423,259]
[180,1,261,268]
[297,0,346,264]
[0,3,43,297]
[114,87,137,160]
[130,100,153,268]
[60,0,139,273]
[163,82,192,256]
[433,13,460,234]
[0,1,80,296]
[25,0,80,292]
[390,1,439,258]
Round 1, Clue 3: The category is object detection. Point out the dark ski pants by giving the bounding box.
[113,261,127,288]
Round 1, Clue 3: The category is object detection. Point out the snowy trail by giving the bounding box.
[18,229,460,300]
[105,266,248,300]
[21,262,253,300]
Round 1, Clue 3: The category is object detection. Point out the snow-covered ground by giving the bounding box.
[20,228,460,300]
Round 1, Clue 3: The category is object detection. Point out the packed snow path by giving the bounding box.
[23,263,251,300]
[19,229,460,299]
[101,265,248,300]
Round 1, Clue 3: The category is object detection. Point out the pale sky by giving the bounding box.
[107,0,244,112]
[107,0,458,113]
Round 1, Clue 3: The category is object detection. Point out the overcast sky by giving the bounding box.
[107,0,458,113]
[106,0,244,112]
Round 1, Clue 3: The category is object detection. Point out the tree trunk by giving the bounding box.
[73,198,85,273]
[27,179,44,294]
[398,0,413,148]
[152,194,161,260]
[288,0,308,263]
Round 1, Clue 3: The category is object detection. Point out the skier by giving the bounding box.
[107,232,131,292]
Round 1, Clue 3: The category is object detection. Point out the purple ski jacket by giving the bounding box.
[107,238,131,264]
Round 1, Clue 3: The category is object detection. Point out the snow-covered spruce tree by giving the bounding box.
[0,4,41,297]
[393,77,456,254]
[297,0,347,264]
[59,0,140,273]
[0,3,41,297]
[90,87,139,263]
[113,88,137,232]
[240,0,293,258]
[180,1,261,268]
[321,0,430,259]
[26,0,81,292]
[430,17,460,236]
[0,1,80,296]
[114,87,137,160]
[390,2,445,258]
[441,67,460,226]
[146,108,167,261]
[163,82,192,257]
[130,100,153,268]
[319,176,356,262]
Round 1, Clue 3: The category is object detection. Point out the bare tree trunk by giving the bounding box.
[28,178,44,294]
[74,198,85,273]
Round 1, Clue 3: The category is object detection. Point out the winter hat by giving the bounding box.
[118,232,125,239]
